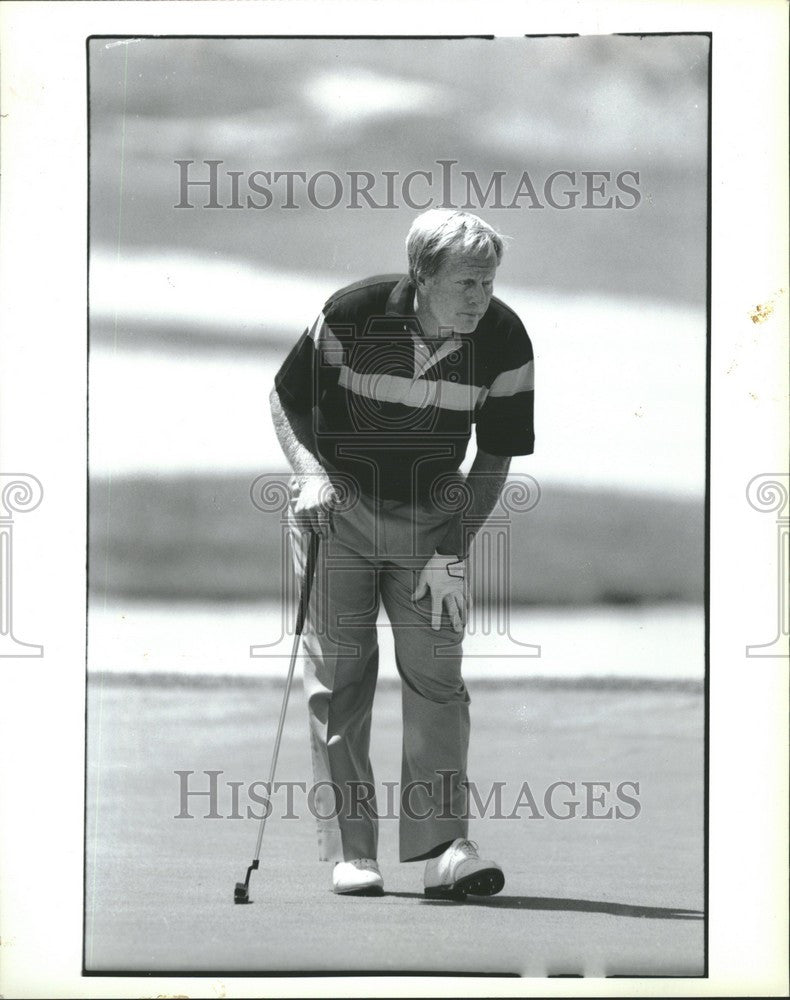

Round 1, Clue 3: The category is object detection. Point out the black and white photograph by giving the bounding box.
[85,32,708,976]
[0,2,787,997]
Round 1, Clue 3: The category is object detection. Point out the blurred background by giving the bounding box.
[87,35,709,679]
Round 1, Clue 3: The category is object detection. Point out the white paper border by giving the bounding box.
[0,1,787,997]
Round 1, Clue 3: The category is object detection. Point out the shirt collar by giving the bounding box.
[385,275,416,316]
[385,275,462,344]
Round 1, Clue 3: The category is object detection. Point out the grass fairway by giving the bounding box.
[85,675,704,978]
[90,474,704,606]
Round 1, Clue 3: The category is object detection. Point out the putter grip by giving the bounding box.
[294,531,320,635]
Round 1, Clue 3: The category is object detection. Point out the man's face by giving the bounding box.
[416,246,498,336]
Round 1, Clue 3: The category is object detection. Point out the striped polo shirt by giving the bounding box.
[274,274,535,505]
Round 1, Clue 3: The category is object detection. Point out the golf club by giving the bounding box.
[234,529,321,904]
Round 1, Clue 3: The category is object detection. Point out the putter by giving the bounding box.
[234,529,321,904]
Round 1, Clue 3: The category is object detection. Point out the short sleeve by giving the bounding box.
[475,324,535,456]
[273,308,347,413]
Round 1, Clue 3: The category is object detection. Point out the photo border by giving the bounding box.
[0,2,786,998]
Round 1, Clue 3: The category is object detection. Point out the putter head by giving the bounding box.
[234,881,251,904]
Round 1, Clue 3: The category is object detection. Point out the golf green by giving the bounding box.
[85,675,704,977]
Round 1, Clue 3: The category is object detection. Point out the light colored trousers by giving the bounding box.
[288,486,470,863]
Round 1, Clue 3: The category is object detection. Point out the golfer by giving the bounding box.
[271,209,535,897]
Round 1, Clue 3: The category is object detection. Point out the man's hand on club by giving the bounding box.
[412,551,469,633]
[291,476,339,538]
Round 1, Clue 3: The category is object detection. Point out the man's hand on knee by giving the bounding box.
[412,552,469,633]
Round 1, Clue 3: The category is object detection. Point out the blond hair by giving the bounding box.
[406,209,505,284]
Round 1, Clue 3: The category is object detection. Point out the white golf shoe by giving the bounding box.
[423,838,505,899]
[332,858,384,896]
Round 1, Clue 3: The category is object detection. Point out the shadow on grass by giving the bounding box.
[384,892,703,919]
